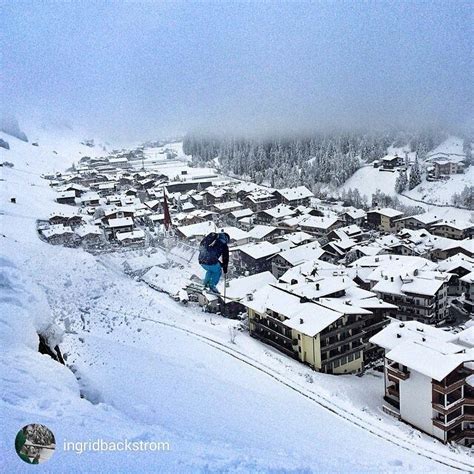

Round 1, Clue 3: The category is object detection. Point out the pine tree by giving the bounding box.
[408,155,422,190]
[395,169,408,193]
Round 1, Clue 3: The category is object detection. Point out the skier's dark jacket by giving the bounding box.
[198,232,229,273]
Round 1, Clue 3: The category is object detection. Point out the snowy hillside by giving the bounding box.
[1,123,473,472]
[341,136,472,219]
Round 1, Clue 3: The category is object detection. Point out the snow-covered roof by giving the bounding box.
[262,204,297,219]
[177,221,249,241]
[49,208,81,219]
[217,271,277,300]
[276,241,324,266]
[367,207,404,218]
[56,191,76,199]
[75,225,103,237]
[213,201,243,211]
[281,231,314,245]
[279,258,339,284]
[42,224,74,238]
[341,207,367,220]
[116,229,145,241]
[248,225,278,240]
[386,340,472,382]
[437,253,474,273]
[108,217,134,228]
[275,186,313,201]
[230,208,253,219]
[431,219,473,231]
[234,241,280,260]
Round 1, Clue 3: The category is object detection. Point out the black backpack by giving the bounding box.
[198,232,218,263]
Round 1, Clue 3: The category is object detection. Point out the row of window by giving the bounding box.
[327,351,361,369]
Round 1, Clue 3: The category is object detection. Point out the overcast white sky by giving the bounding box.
[2,1,472,141]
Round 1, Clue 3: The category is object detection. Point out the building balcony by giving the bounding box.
[432,398,465,415]
[251,321,292,343]
[448,429,474,443]
[250,328,298,359]
[320,331,364,352]
[432,378,466,394]
[433,413,474,431]
[322,320,365,339]
[386,363,410,381]
[386,385,400,398]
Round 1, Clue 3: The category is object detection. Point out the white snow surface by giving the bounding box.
[0,124,473,472]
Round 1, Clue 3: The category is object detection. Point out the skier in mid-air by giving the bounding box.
[198,230,230,294]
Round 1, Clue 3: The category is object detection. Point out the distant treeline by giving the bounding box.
[183,129,448,190]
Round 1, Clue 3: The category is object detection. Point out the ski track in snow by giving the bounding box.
[86,302,474,472]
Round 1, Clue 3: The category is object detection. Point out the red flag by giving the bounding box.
[163,189,172,230]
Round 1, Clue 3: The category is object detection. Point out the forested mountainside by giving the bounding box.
[183,129,450,190]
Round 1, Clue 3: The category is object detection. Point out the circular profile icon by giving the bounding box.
[15,424,56,464]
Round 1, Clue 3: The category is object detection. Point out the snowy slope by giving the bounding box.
[341,136,473,220]
[1,124,473,472]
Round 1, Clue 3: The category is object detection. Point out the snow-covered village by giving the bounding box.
[1,2,473,473]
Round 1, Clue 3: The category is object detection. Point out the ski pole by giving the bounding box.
[223,271,227,302]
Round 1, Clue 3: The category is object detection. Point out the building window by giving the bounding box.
[334,359,340,368]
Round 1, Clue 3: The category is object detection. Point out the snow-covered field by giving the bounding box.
[1,124,473,472]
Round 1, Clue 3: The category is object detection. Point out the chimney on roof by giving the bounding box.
[315,283,320,291]
[246,293,253,301]
[397,333,401,338]
[399,323,405,328]
[300,318,304,324]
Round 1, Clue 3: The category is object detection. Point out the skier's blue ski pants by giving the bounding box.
[201,263,221,288]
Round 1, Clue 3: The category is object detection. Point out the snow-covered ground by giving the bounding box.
[1,124,473,472]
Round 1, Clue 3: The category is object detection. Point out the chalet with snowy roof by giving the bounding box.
[243,191,278,212]
[370,321,474,446]
[80,192,101,208]
[427,153,466,178]
[181,202,196,212]
[380,155,404,170]
[58,183,88,197]
[49,210,84,227]
[97,181,117,196]
[56,191,77,205]
[107,217,134,239]
[109,157,129,168]
[394,214,443,232]
[273,186,314,206]
[339,207,367,226]
[75,225,104,246]
[271,241,330,278]
[437,254,474,297]
[246,225,283,243]
[116,229,145,246]
[366,208,404,232]
[430,220,474,240]
[227,208,253,226]
[290,215,343,238]
[231,241,280,274]
[41,224,79,246]
[242,278,396,373]
[212,201,243,215]
[278,231,314,247]
[202,187,233,207]
[254,204,297,225]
